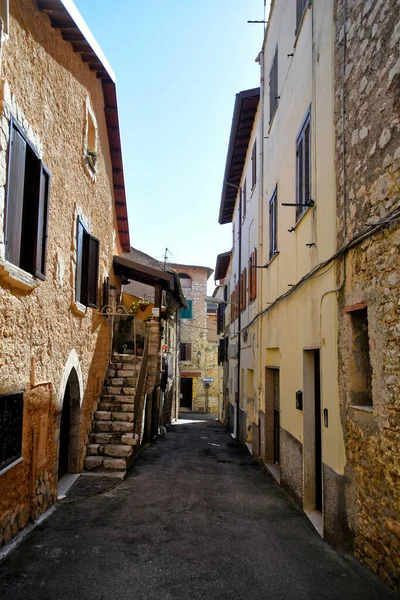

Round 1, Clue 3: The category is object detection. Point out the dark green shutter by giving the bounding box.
[5,126,26,266]
[87,235,99,308]
[75,219,84,303]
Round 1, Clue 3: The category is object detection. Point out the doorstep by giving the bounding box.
[263,462,281,484]
[304,510,323,538]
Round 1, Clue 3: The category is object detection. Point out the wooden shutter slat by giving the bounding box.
[35,165,50,280]
[5,127,26,266]
[87,235,100,308]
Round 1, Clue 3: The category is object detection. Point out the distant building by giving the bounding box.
[169,263,218,413]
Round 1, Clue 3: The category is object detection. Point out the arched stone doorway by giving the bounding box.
[58,368,81,480]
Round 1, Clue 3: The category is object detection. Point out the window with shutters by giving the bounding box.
[0,391,24,473]
[180,343,192,361]
[296,0,308,34]
[178,273,192,288]
[75,217,99,308]
[251,142,257,189]
[180,299,193,319]
[249,248,257,303]
[5,118,50,279]
[296,109,311,221]
[269,48,279,125]
[269,186,278,260]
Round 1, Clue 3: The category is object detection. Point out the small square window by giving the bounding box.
[0,392,24,472]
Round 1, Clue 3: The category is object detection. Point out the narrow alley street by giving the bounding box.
[0,415,396,600]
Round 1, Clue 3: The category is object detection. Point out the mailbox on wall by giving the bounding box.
[296,390,303,411]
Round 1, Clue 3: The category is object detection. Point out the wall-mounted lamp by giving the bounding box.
[196,350,202,364]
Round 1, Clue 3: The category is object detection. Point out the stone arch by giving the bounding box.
[58,349,83,409]
[58,366,82,478]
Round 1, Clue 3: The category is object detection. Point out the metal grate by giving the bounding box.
[0,391,24,471]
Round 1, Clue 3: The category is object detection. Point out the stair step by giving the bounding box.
[87,443,133,458]
[103,457,127,471]
[103,386,123,395]
[95,411,111,421]
[103,444,133,458]
[85,456,104,470]
[95,420,134,433]
[115,370,137,378]
[100,395,135,404]
[90,432,139,446]
[106,378,124,386]
[105,376,137,387]
[88,443,101,455]
[112,354,141,364]
[98,402,134,412]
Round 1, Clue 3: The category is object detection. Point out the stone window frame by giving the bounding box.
[71,207,93,316]
[83,98,99,179]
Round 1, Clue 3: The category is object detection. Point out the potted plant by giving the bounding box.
[86,146,98,171]
[138,299,150,312]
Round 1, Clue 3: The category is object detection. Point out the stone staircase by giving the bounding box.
[84,354,142,476]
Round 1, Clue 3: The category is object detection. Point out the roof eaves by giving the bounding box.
[218,88,260,225]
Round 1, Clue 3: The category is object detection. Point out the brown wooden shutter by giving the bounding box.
[253,248,257,299]
[87,234,100,308]
[187,343,192,361]
[34,165,50,280]
[248,257,252,302]
[75,219,85,304]
[5,126,26,266]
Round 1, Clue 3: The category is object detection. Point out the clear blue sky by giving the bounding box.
[74,0,266,288]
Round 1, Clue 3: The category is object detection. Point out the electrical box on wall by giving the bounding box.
[296,390,303,410]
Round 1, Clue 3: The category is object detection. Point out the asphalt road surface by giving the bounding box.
[0,414,397,600]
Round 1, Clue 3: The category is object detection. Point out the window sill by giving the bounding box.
[268,107,278,134]
[294,2,311,48]
[0,456,23,477]
[350,405,373,413]
[0,259,39,292]
[71,299,89,317]
[294,205,312,228]
[267,251,280,267]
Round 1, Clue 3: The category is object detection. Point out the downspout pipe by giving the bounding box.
[225,179,242,441]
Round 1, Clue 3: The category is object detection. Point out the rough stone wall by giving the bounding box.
[0,1,120,547]
[334,0,400,588]
[171,265,216,412]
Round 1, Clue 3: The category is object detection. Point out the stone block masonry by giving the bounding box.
[334,0,400,589]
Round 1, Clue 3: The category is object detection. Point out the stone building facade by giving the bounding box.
[0,0,129,547]
[169,263,218,413]
[334,0,400,588]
